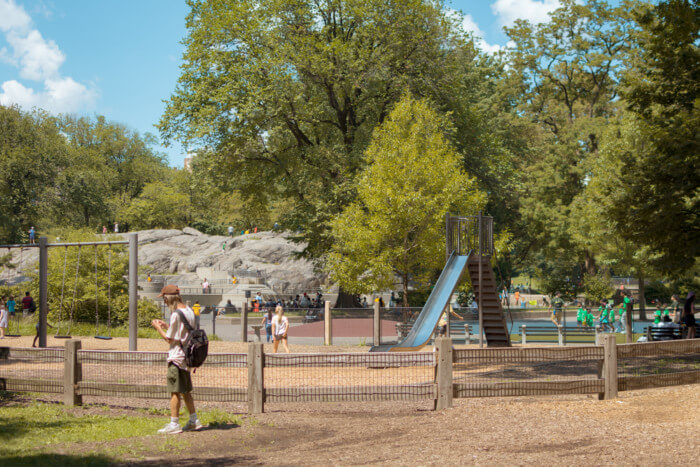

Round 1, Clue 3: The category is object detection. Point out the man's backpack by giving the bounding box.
[174,309,209,368]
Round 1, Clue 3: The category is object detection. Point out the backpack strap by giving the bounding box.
[174,309,194,332]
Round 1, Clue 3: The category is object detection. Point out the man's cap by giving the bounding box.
[158,284,180,297]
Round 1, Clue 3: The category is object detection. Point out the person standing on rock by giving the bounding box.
[228,225,234,237]
[201,278,209,294]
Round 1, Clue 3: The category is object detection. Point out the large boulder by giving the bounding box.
[136,229,324,294]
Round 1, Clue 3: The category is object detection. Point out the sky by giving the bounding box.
[0,0,570,167]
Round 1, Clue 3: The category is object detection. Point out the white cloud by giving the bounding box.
[0,0,31,32]
[0,0,95,113]
[460,13,502,55]
[7,29,64,80]
[447,9,502,55]
[491,0,562,27]
[0,77,95,113]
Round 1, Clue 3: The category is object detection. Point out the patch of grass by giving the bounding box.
[0,401,163,461]
[198,408,242,428]
[11,316,162,339]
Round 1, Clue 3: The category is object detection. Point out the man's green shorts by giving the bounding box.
[167,363,193,394]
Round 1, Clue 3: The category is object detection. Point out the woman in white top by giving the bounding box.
[271,305,290,353]
[0,300,8,338]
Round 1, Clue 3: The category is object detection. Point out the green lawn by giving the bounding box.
[6,316,220,341]
[0,393,241,465]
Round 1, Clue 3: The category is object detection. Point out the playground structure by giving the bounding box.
[370,213,509,351]
[0,235,139,350]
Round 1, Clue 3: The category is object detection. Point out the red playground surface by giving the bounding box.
[287,318,400,337]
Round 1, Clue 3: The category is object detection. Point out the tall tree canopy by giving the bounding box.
[326,94,485,305]
[160,0,506,258]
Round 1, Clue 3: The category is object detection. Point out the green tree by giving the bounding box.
[0,106,68,242]
[582,271,614,305]
[118,181,193,230]
[506,0,641,276]
[160,0,500,260]
[591,0,699,274]
[325,95,486,306]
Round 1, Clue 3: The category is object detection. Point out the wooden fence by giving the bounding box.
[1,337,698,413]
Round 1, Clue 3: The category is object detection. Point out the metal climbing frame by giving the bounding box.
[0,235,138,350]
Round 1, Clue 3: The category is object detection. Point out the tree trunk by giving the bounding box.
[402,273,410,307]
[638,274,646,321]
[584,250,596,275]
[333,287,361,308]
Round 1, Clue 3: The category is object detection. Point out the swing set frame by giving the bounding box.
[0,234,139,350]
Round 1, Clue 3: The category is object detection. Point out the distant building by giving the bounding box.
[183,152,197,172]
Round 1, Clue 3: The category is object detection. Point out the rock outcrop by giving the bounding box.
[137,229,324,293]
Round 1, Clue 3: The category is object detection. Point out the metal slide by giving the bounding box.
[370,252,470,352]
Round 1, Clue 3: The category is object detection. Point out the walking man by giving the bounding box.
[551,292,564,328]
[151,285,202,434]
[28,227,36,244]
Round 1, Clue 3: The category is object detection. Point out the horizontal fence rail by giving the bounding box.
[617,339,700,391]
[453,346,605,398]
[1,338,698,413]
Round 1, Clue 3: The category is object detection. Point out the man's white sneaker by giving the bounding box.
[182,419,203,431]
[157,422,183,434]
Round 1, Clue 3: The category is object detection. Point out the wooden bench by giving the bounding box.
[519,325,602,346]
[645,325,682,341]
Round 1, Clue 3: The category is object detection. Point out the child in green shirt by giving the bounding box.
[585,308,594,329]
[577,307,586,328]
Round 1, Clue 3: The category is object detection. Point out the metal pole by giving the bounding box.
[478,213,483,348]
[39,236,48,348]
[212,306,216,337]
[445,212,450,262]
[128,233,138,351]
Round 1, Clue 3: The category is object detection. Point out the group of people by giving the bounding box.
[575,298,630,333]
[570,291,696,339]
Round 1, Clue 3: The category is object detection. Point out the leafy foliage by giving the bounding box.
[325,95,486,305]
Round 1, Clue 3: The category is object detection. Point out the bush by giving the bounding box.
[583,272,614,305]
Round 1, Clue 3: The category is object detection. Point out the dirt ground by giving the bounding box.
[29,383,698,465]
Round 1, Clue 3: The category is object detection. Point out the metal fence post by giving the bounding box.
[212,307,216,337]
[434,337,453,410]
[373,301,381,346]
[558,326,564,346]
[128,233,138,351]
[241,302,248,342]
[599,334,618,400]
[247,342,264,414]
[521,325,527,345]
[64,340,82,407]
[324,300,332,346]
[38,236,48,348]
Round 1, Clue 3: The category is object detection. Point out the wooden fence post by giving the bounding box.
[324,300,332,346]
[599,334,618,400]
[373,301,381,347]
[434,337,453,410]
[595,326,601,346]
[521,325,527,345]
[464,324,471,344]
[241,302,248,342]
[247,342,264,414]
[64,340,82,407]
